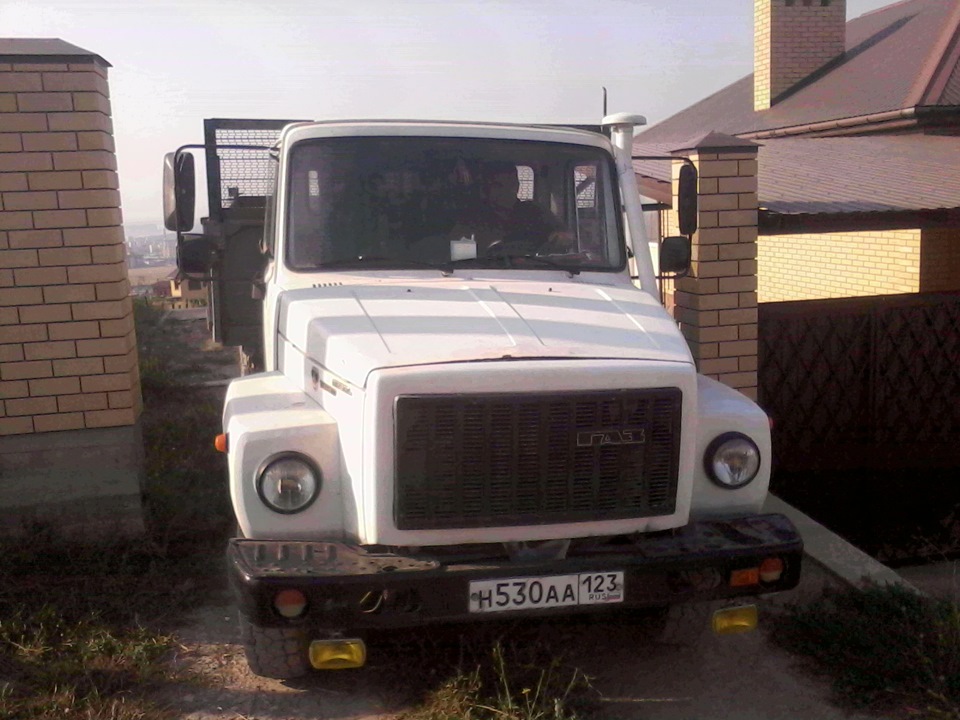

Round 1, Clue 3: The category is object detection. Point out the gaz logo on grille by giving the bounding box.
[576,429,646,447]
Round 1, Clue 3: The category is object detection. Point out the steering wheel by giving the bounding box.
[484,238,538,258]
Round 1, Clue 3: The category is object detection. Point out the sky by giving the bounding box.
[3,0,896,225]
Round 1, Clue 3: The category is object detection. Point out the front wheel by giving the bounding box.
[632,601,714,646]
[239,615,310,679]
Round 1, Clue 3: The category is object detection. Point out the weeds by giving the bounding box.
[140,387,231,552]
[0,304,234,719]
[132,299,177,396]
[774,583,960,718]
[0,528,211,719]
[401,638,594,720]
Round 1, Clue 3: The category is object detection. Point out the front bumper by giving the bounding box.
[228,513,802,629]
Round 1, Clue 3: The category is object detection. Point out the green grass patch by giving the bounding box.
[398,635,595,720]
[773,584,960,719]
[0,525,224,719]
[140,386,231,552]
[0,305,234,719]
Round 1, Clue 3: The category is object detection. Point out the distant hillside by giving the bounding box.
[128,264,176,288]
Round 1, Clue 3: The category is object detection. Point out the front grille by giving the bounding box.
[394,389,682,530]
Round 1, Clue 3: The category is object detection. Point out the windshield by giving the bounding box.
[285,136,624,272]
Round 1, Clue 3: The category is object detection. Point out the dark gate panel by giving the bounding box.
[758,293,960,470]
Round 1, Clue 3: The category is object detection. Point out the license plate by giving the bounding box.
[468,571,624,614]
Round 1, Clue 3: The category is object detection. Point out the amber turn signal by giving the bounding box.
[214,433,228,453]
[760,557,785,583]
[729,567,761,587]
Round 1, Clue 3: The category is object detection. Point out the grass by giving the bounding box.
[393,630,597,720]
[773,583,960,719]
[0,299,232,719]
[772,469,960,565]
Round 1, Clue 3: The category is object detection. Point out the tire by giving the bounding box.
[239,615,311,679]
[634,601,714,646]
[238,346,262,376]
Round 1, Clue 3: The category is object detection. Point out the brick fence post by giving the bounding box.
[0,39,143,536]
[670,132,760,400]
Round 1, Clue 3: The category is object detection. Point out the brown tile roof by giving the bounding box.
[634,135,960,216]
[759,135,960,214]
[635,0,960,145]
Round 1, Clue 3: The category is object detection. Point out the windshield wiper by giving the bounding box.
[314,256,450,272]
[495,254,581,276]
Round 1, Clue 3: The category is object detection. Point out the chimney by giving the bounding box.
[754,0,846,111]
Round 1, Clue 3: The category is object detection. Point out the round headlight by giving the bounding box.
[704,433,761,490]
[256,453,320,514]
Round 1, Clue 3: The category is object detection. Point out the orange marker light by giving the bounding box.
[730,567,760,587]
[275,589,308,618]
[214,433,228,453]
[760,557,785,583]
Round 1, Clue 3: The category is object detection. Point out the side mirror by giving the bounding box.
[163,151,196,232]
[660,235,691,274]
[677,163,698,236]
[177,234,216,275]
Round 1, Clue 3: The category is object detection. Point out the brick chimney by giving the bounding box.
[754,0,846,111]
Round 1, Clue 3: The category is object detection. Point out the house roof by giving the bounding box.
[635,0,960,145]
[0,38,110,66]
[635,134,960,223]
[760,135,960,215]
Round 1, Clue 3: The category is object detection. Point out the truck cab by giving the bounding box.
[165,115,801,679]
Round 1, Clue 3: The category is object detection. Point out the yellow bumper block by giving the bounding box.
[308,638,367,670]
[712,604,758,635]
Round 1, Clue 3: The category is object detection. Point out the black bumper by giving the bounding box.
[228,513,802,629]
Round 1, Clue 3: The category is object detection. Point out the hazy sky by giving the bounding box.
[3,0,895,224]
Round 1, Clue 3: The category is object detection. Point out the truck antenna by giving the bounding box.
[603,86,608,116]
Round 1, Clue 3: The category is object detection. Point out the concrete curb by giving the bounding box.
[763,494,922,594]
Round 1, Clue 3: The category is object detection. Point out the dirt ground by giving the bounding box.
[147,310,882,720]
[150,560,882,720]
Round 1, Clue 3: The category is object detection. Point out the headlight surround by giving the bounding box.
[256,452,321,514]
[704,433,761,490]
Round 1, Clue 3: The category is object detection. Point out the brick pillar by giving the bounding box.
[671,133,760,400]
[0,39,142,536]
[754,0,846,110]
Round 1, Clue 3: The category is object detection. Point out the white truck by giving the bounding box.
[164,115,801,679]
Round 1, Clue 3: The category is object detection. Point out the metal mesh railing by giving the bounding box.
[758,293,960,465]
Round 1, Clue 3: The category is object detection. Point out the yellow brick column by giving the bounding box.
[671,133,760,400]
[0,44,141,436]
[0,40,142,536]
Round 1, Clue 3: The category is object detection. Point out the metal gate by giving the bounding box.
[758,293,960,471]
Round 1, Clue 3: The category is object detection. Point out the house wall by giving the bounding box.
[919,227,960,293]
[757,229,922,302]
[0,50,144,536]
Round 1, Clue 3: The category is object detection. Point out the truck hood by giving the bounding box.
[279,279,693,387]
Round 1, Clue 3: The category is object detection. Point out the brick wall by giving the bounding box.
[672,136,761,400]
[919,227,960,293]
[757,229,921,302]
[0,57,141,436]
[754,0,846,110]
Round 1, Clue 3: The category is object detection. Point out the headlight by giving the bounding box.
[257,453,321,513]
[704,433,761,490]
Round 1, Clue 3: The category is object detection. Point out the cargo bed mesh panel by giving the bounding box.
[394,389,682,530]
[211,128,282,209]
